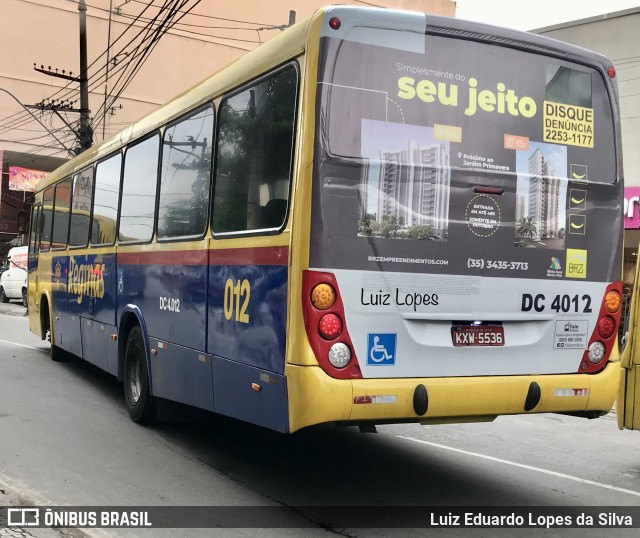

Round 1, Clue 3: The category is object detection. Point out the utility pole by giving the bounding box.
[30,0,92,154]
[103,0,114,141]
[78,0,92,152]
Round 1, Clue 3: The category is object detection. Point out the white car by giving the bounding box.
[0,246,28,306]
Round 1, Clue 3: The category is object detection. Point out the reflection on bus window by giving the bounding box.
[51,177,71,250]
[92,153,121,245]
[39,186,55,252]
[159,107,213,239]
[69,167,94,248]
[213,66,297,234]
[120,135,159,243]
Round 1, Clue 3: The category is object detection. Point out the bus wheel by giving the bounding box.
[0,287,8,303]
[22,288,27,308]
[50,345,67,362]
[123,326,156,424]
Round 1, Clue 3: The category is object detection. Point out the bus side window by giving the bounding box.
[119,135,160,243]
[91,153,121,245]
[158,106,214,239]
[39,186,55,252]
[29,204,42,256]
[51,177,71,250]
[69,167,94,248]
[212,63,298,234]
[262,198,287,229]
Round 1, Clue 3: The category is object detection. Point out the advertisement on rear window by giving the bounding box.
[310,28,622,282]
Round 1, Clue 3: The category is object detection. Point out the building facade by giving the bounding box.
[534,8,640,282]
[0,0,455,248]
[377,142,451,237]
[527,148,560,240]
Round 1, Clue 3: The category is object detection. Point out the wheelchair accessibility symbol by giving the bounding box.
[367,333,396,366]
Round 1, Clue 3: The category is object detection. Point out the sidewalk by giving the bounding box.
[0,486,87,538]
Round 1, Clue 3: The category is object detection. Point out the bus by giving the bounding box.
[28,6,624,433]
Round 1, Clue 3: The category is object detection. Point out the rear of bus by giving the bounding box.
[289,7,623,431]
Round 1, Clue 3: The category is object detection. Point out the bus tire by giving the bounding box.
[0,287,8,303]
[22,288,27,308]
[123,326,155,424]
[50,345,67,362]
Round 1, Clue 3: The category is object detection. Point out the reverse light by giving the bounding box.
[311,283,336,310]
[588,341,606,363]
[319,313,342,339]
[597,316,616,339]
[328,343,351,368]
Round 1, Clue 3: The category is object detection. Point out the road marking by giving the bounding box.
[0,338,47,352]
[397,435,640,498]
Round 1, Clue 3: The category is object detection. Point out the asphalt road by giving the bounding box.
[1,302,639,538]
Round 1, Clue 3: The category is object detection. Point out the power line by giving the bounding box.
[126,0,276,26]
[93,0,205,130]
[117,12,264,42]
[93,0,188,126]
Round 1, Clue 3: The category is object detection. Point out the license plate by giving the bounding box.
[451,325,504,346]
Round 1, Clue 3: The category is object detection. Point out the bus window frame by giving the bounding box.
[117,131,162,246]
[156,102,216,244]
[91,150,123,247]
[211,60,300,240]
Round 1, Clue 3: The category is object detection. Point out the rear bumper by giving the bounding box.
[286,361,619,432]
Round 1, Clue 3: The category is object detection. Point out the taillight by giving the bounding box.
[302,271,361,379]
[604,290,621,313]
[579,282,622,373]
[319,313,342,339]
[597,316,616,339]
[311,283,335,310]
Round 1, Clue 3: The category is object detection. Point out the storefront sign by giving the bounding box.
[8,166,46,192]
[624,187,640,228]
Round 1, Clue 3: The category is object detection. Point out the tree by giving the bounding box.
[406,224,433,239]
[516,217,537,239]
[358,213,376,236]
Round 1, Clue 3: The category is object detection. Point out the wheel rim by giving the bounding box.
[127,344,143,405]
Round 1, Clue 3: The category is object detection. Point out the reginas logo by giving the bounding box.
[566,249,587,279]
[68,256,105,304]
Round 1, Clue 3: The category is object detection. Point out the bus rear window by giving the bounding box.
[318,33,616,185]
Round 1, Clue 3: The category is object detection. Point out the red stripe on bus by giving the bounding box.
[117,250,208,266]
[116,246,288,266]
[210,246,288,266]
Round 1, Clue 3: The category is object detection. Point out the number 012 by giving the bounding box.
[224,278,250,323]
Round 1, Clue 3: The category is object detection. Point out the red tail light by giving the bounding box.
[302,271,362,379]
[579,282,622,373]
[319,313,342,340]
[597,316,616,339]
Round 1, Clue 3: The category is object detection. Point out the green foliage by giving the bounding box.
[357,214,434,240]
[515,217,537,239]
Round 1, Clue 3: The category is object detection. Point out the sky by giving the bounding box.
[455,0,640,31]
